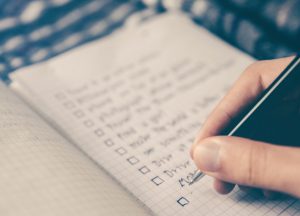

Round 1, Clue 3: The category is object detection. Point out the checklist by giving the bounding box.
[12,12,297,216]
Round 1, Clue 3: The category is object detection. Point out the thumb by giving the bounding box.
[192,136,300,197]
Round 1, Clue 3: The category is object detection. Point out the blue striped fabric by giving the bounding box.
[0,0,157,80]
[146,0,294,59]
[0,0,296,81]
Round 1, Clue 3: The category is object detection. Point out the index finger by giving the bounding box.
[191,56,294,157]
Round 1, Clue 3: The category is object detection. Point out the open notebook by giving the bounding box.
[2,12,299,215]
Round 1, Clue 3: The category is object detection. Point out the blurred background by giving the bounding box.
[0,0,299,80]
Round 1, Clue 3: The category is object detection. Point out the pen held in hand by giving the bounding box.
[190,55,300,185]
[189,171,205,185]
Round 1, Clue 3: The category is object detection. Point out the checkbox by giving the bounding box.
[55,93,66,100]
[83,120,94,128]
[94,129,104,137]
[127,156,139,165]
[151,176,164,186]
[138,166,150,174]
[63,101,75,109]
[74,110,85,118]
[104,139,114,147]
[115,147,127,156]
[177,197,189,207]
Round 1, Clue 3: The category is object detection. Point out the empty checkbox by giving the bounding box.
[94,129,104,137]
[138,166,150,174]
[83,120,94,128]
[74,110,85,118]
[127,156,139,165]
[115,147,127,156]
[177,197,189,207]
[63,101,75,109]
[151,176,164,186]
[104,139,114,147]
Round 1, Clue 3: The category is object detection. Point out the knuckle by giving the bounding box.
[243,61,263,76]
[243,143,268,187]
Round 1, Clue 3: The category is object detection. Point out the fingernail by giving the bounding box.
[190,132,204,159]
[193,141,221,172]
[190,139,198,159]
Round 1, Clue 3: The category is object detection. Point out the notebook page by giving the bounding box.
[11,13,300,216]
[0,83,150,215]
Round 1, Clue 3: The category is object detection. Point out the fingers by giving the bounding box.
[191,57,295,197]
[190,57,294,157]
[239,186,280,199]
[193,136,300,198]
[213,179,235,194]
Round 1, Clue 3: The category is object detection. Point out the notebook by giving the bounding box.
[2,12,299,216]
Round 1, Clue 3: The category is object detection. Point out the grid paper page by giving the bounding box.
[11,12,300,216]
[0,83,150,215]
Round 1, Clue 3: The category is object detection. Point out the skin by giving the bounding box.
[190,56,300,198]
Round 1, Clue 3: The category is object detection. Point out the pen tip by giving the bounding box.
[189,171,205,185]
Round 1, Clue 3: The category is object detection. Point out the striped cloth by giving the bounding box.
[0,0,297,81]
[147,0,295,59]
[0,0,155,80]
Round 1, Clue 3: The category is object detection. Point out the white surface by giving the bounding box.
[0,83,149,215]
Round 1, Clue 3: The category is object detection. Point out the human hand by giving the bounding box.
[190,56,300,198]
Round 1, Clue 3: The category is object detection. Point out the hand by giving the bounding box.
[190,56,300,198]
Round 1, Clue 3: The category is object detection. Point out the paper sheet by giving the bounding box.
[0,84,149,216]
[11,12,300,216]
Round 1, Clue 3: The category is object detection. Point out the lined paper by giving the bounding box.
[11,13,300,216]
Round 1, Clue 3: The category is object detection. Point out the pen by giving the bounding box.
[190,54,300,185]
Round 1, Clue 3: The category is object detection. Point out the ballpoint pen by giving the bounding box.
[190,54,300,186]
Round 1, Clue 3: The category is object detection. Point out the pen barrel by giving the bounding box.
[221,55,300,147]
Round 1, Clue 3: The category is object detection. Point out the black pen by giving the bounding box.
[190,54,300,185]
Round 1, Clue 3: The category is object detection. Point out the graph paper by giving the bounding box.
[11,13,300,216]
